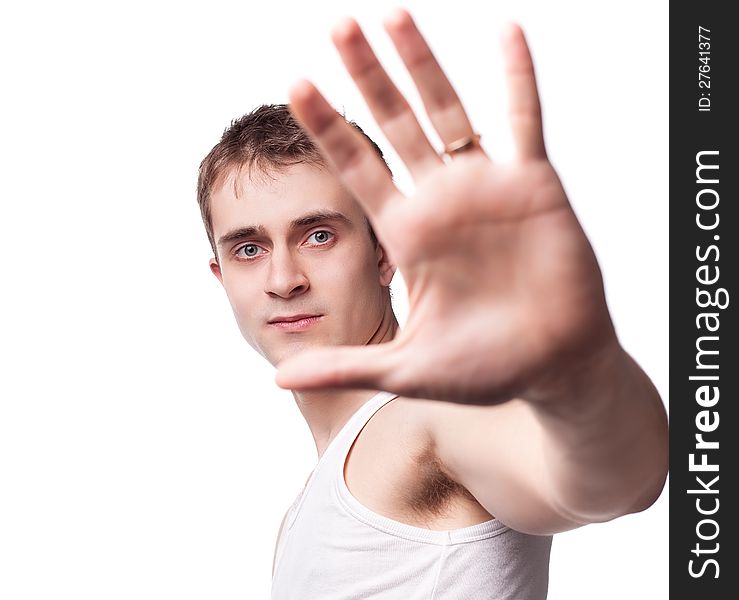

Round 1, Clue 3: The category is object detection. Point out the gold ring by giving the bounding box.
[442,133,482,158]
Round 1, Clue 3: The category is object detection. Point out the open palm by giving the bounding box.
[275,9,618,406]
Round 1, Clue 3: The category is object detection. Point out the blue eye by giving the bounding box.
[235,244,264,260]
[234,231,334,262]
[308,230,334,244]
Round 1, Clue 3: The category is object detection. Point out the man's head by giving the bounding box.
[197,104,397,367]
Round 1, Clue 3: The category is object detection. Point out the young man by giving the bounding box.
[197,9,668,599]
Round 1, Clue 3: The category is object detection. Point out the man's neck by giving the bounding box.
[291,306,400,460]
[292,388,380,461]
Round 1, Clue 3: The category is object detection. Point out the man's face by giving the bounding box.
[209,162,395,367]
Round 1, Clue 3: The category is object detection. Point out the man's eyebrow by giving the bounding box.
[216,210,354,249]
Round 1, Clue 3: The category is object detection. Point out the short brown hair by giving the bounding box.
[197,103,392,261]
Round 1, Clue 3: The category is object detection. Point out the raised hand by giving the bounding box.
[276,9,618,406]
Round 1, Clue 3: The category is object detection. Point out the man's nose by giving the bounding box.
[264,247,310,298]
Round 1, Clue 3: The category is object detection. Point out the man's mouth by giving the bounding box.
[267,314,323,330]
[268,313,322,324]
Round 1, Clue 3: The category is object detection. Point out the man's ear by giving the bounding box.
[375,242,396,287]
[209,257,223,285]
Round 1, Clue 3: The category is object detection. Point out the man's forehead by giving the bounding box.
[214,162,353,207]
[210,162,364,240]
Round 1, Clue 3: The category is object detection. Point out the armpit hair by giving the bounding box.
[401,440,478,521]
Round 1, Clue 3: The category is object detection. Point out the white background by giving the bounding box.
[0,1,668,598]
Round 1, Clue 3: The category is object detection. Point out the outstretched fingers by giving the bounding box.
[382,8,486,160]
[330,17,443,180]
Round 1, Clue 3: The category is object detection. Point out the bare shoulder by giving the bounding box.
[395,395,536,460]
[398,396,588,533]
[382,396,512,523]
[399,398,547,490]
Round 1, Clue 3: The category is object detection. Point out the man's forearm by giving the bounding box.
[529,342,669,524]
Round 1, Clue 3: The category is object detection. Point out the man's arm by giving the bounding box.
[273,9,669,533]
[421,341,668,535]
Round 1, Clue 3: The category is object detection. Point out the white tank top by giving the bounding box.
[271,390,552,599]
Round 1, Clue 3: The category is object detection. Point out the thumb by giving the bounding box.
[274,342,397,391]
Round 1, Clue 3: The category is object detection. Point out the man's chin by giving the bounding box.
[268,338,334,367]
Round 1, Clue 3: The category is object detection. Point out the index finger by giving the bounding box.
[288,79,401,221]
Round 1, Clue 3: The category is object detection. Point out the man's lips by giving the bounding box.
[267,314,323,331]
[267,314,322,324]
